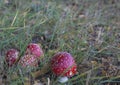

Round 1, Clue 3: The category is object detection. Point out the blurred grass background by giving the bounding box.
[0,0,120,85]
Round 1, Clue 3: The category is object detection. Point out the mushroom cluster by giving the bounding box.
[5,43,77,84]
[19,43,43,68]
[5,43,43,68]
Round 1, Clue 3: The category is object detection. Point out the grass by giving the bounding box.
[0,0,120,85]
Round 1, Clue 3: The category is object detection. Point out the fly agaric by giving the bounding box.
[19,55,38,68]
[6,49,19,66]
[26,43,43,58]
[51,52,77,83]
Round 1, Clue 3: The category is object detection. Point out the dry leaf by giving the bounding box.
[34,80,44,85]
[32,63,50,78]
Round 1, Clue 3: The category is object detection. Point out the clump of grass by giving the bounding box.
[0,0,120,85]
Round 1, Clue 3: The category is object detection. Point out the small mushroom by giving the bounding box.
[11,55,38,80]
[51,52,77,83]
[19,55,38,69]
[26,43,43,59]
[6,49,19,66]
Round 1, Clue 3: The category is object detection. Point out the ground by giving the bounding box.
[0,0,120,85]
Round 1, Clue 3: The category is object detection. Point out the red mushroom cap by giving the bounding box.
[51,52,77,77]
[19,54,38,68]
[26,43,43,58]
[6,49,19,66]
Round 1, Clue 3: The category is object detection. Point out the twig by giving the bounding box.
[86,70,92,85]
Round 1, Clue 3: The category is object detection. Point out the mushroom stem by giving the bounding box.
[58,76,68,84]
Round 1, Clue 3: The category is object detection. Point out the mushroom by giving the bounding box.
[11,54,38,80]
[51,52,77,83]
[19,54,38,69]
[26,43,43,59]
[6,49,19,66]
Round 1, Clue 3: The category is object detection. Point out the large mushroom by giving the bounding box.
[6,49,19,66]
[51,52,77,83]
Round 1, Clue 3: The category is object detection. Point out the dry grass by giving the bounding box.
[0,0,120,85]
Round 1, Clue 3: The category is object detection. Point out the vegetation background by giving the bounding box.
[0,0,120,85]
